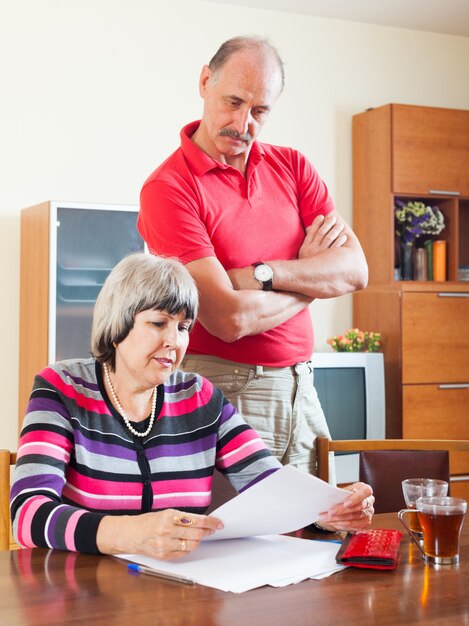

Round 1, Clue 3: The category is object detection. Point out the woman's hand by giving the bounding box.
[97,508,224,560]
[315,482,375,532]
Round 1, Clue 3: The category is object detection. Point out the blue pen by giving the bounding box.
[127,562,196,585]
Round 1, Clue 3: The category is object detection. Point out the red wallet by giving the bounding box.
[335,529,402,570]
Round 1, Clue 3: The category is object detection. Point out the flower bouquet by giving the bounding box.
[394,200,445,280]
[394,200,445,245]
[327,328,381,353]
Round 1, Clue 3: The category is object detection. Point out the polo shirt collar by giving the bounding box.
[180,120,265,176]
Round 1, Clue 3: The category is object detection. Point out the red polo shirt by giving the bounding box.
[138,121,335,366]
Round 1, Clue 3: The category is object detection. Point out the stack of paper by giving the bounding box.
[117,465,349,592]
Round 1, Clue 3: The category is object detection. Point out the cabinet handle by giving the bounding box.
[438,384,469,390]
[437,292,469,298]
[428,189,460,196]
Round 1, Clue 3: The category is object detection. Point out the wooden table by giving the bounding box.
[1,513,468,625]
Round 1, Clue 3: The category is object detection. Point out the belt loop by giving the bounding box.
[255,365,264,378]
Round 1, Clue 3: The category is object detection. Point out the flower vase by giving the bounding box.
[400,243,413,280]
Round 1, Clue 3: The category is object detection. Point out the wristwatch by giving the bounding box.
[252,262,274,291]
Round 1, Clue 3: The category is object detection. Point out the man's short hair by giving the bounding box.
[208,35,285,91]
[91,252,198,370]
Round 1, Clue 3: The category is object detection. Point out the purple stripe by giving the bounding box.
[238,467,279,493]
[146,434,217,460]
[46,505,67,545]
[27,397,70,420]
[220,402,237,425]
[74,430,136,460]
[62,370,100,392]
[165,377,197,394]
[11,473,65,501]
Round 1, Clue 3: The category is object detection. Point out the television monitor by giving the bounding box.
[311,352,386,484]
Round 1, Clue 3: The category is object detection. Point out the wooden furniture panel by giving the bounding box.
[401,291,469,383]
[0,451,17,551]
[353,103,469,466]
[18,201,142,434]
[18,203,50,425]
[450,480,469,500]
[402,385,469,473]
[353,288,402,437]
[352,105,394,285]
[392,104,469,195]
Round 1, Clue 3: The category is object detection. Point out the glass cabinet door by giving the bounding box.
[54,207,144,361]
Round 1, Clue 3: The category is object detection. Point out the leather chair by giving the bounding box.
[359,449,449,513]
[316,438,469,514]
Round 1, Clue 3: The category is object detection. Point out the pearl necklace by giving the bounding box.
[103,363,157,438]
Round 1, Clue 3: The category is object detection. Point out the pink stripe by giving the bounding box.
[67,467,143,496]
[19,442,69,463]
[154,494,212,508]
[42,368,109,414]
[160,377,212,417]
[153,476,212,493]
[69,472,211,496]
[19,429,73,453]
[64,510,86,551]
[18,495,49,547]
[218,430,259,456]
[218,439,266,469]
[62,486,141,511]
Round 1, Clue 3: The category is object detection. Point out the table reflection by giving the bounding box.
[9,549,223,626]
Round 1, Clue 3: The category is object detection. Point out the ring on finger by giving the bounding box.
[174,514,196,527]
[178,538,187,552]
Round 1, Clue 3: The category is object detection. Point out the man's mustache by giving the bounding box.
[219,128,253,142]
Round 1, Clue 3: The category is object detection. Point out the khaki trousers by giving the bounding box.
[182,354,336,484]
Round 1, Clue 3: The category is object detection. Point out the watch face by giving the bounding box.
[254,264,273,282]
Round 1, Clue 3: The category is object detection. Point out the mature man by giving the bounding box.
[138,36,368,479]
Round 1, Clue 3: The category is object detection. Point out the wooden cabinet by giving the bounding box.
[352,103,469,487]
[392,104,469,195]
[18,201,143,432]
[401,292,469,384]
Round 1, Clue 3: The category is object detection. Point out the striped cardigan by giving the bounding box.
[11,358,280,553]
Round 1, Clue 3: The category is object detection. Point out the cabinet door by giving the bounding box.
[392,104,469,195]
[55,207,144,361]
[402,292,469,384]
[403,384,469,474]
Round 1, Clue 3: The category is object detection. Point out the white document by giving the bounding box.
[206,464,349,540]
[116,466,350,592]
[118,535,345,593]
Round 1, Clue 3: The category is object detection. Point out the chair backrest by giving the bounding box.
[359,449,449,513]
[0,450,17,551]
[316,438,469,512]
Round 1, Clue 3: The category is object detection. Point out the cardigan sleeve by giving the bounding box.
[215,392,282,493]
[10,369,105,553]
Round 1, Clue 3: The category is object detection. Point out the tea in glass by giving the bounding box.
[416,496,467,564]
[401,478,448,537]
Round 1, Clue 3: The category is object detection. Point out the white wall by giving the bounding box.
[1,0,469,449]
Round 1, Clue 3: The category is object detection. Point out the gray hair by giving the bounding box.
[209,35,285,91]
[91,253,198,370]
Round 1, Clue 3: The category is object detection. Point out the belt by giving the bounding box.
[185,354,311,376]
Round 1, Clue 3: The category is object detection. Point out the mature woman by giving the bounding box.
[11,253,374,559]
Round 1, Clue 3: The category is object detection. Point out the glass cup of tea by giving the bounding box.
[401,478,448,538]
[400,496,467,565]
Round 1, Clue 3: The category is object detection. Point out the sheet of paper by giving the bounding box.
[117,534,344,593]
[206,464,349,540]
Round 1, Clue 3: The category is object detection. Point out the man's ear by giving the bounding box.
[199,65,212,97]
